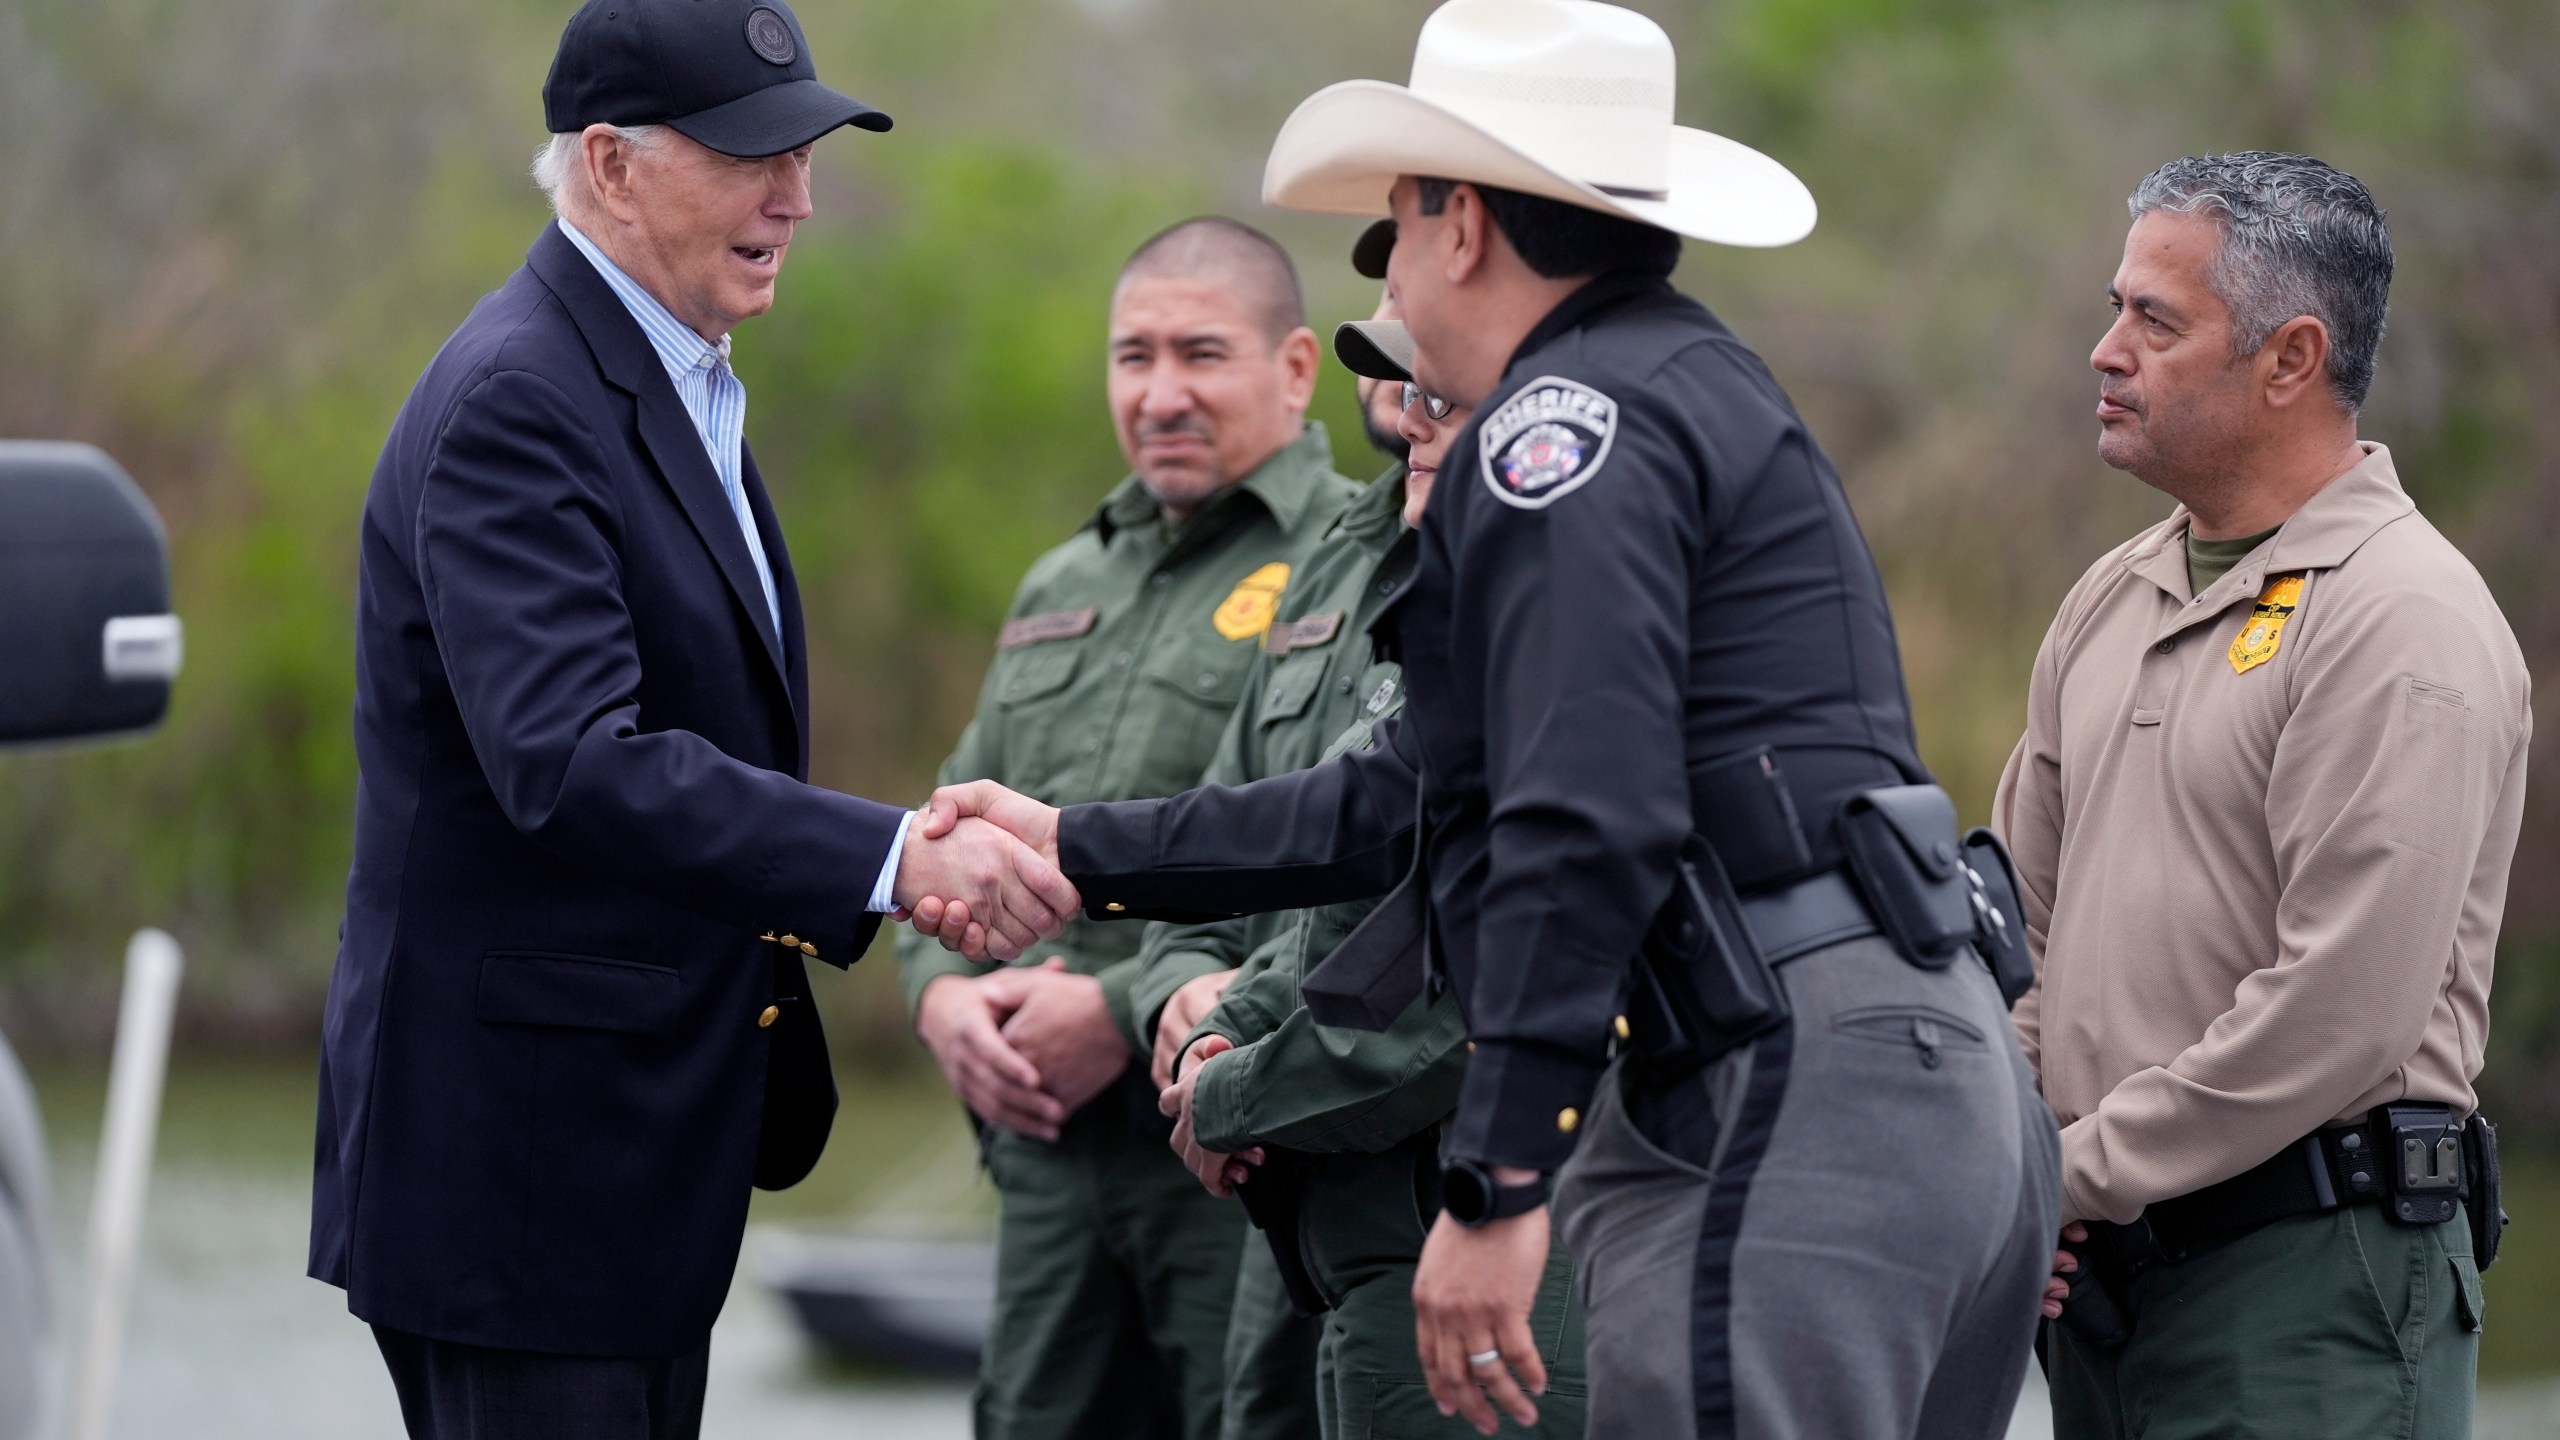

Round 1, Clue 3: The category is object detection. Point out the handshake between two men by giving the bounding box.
[893,782,1254,1193]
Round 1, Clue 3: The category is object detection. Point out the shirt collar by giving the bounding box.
[1089,422,1338,544]
[1231,423,1338,535]
[2125,442,2415,611]
[557,219,732,380]
[1508,271,1676,373]
[1330,461,1410,545]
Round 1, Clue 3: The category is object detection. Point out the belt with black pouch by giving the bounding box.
[1616,747,2038,1089]
[2053,1105,2509,1353]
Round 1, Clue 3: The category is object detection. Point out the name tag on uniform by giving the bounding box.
[998,607,1098,651]
[1264,610,1345,656]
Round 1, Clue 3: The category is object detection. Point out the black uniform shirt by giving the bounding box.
[1062,273,1922,1171]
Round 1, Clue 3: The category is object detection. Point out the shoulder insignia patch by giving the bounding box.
[1479,376,1619,510]
[2228,573,2306,675]
[1214,562,1291,641]
[998,607,1097,650]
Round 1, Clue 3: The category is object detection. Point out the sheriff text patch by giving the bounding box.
[1479,377,1618,510]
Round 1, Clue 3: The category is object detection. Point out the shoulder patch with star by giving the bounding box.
[1478,376,1619,510]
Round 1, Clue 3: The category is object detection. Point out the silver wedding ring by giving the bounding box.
[1467,1348,1503,1369]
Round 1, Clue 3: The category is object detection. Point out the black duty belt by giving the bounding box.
[2059,1103,2502,1353]
[1737,869,1878,965]
[2139,1103,2467,1261]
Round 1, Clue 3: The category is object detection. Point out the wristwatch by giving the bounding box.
[1442,1160,1551,1227]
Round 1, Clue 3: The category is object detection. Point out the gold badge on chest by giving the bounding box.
[2229,572,2306,675]
[1213,562,1291,642]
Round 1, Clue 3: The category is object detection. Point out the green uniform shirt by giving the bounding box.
[1117,468,1470,1155]
[896,425,1361,1034]
[1121,466,1418,1044]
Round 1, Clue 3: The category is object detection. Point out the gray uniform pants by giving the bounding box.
[1554,935,2059,1440]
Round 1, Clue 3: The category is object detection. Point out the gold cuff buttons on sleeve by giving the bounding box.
[1557,1107,1581,1134]
[758,1006,779,1028]
[1613,1015,1630,1040]
[778,934,800,949]
[1105,902,1125,912]
[799,941,817,957]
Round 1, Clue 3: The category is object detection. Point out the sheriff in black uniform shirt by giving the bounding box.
[908,5,2058,1433]
[921,202,2055,1440]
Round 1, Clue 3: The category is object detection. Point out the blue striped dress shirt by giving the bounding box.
[558,220,909,912]
[559,220,782,641]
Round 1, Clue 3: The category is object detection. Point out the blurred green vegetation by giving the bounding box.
[0,0,2555,1147]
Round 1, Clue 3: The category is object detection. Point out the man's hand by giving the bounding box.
[2043,1219,2089,1320]
[906,782,1068,956]
[1413,1195,1549,1435]
[1152,969,1239,1090]
[1158,1033,1261,1196]
[915,970,1068,1141]
[996,961,1129,1117]
[894,812,1077,962]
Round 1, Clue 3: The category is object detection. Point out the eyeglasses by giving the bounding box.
[1400,383,1456,421]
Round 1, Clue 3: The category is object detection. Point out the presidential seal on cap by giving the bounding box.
[543,0,891,159]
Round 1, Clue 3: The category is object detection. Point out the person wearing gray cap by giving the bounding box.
[311,3,1078,1436]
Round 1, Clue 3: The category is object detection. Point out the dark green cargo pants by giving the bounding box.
[2047,1203,2484,1440]
[1223,1233,1323,1440]
[975,1073,1248,1440]
[1295,1142,1587,1440]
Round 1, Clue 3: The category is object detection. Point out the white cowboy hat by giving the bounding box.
[1262,0,1815,248]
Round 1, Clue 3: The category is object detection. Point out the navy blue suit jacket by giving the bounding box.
[311,223,904,1356]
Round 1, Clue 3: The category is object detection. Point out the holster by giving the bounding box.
[1300,870,1427,1033]
[1622,835,1788,1083]
[1232,1149,1327,1318]
[2465,1112,2506,1272]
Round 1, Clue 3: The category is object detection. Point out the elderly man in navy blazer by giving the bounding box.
[310,3,1072,1434]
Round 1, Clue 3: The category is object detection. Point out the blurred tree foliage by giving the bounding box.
[0,0,2553,1123]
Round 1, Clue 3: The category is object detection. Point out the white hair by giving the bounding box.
[531,124,668,215]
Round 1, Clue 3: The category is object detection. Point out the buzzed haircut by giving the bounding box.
[1117,217,1309,347]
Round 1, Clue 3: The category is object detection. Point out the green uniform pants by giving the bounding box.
[1314,1245,1585,1440]
[2048,1204,2484,1440]
[975,1075,1249,1440]
[1223,1234,1323,1440]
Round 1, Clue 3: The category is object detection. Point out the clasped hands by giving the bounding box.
[904,782,1155,1144]
[890,780,1075,961]
[901,784,1544,1436]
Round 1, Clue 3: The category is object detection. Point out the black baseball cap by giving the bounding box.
[1334,319,1414,383]
[543,0,891,159]
[1352,219,1396,280]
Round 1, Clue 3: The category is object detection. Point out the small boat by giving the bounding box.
[762,1232,994,1378]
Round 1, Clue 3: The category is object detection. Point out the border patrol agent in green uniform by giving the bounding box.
[899,219,1360,1440]
[1145,293,1589,1440]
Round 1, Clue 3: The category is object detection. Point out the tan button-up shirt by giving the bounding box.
[1993,444,2530,1225]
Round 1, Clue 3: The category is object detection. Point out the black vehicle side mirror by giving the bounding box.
[0,442,179,746]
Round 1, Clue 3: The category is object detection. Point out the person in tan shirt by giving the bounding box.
[1995,152,2528,1440]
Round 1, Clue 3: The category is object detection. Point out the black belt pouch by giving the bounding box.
[1624,835,1787,1083]
[1961,826,2037,1006]
[1837,785,1976,969]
